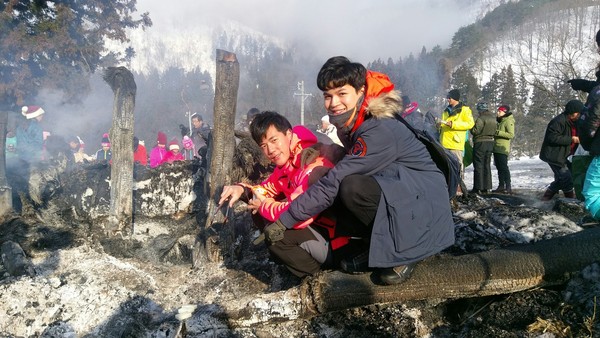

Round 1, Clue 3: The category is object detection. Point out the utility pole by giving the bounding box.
[294,81,313,125]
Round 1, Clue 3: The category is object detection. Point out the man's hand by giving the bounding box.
[218,185,244,207]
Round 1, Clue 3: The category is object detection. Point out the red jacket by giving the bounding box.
[134,144,147,166]
[248,126,349,249]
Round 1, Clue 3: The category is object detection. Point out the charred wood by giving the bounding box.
[194,50,239,267]
[0,111,11,216]
[104,67,136,235]
[219,226,600,327]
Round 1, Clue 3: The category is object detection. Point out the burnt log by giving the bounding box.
[0,111,11,216]
[219,226,600,326]
[193,50,239,266]
[104,67,136,235]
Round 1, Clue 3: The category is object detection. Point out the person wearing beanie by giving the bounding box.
[316,115,342,146]
[539,100,585,201]
[492,104,515,194]
[439,89,475,184]
[164,138,184,164]
[95,133,112,162]
[181,135,195,160]
[150,131,169,168]
[230,56,453,284]
[190,113,211,158]
[400,95,425,129]
[470,102,497,194]
[16,105,46,164]
[133,136,148,166]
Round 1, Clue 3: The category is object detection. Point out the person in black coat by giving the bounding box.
[470,102,497,194]
[539,100,585,200]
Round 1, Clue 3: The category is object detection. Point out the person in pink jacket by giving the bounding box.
[164,138,184,163]
[219,111,349,277]
[149,131,168,168]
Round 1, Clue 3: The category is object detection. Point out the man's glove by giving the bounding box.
[568,79,598,93]
[253,220,287,245]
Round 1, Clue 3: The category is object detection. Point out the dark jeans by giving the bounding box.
[493,153,511,187]
[548,162,574,193]
[333,174,382,238]
[268,226,329,278]
[473,141,494,190]
[268,175,381,277]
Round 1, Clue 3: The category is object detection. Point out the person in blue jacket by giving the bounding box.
[262,56,455,285]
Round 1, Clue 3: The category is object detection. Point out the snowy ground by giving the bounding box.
[1,156,599,337]
[463,156,554,192]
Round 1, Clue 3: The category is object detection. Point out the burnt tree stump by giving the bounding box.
[0,111,11,217]
[104,67,136,235]
[193,50,239,267]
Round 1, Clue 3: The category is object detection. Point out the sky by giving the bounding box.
[134,0,483,63]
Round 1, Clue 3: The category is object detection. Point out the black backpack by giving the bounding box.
[395,114,463,199]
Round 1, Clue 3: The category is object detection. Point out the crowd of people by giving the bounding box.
[6,110,211,171]
[6,29,600,286]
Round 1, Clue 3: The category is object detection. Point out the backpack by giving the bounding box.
[395,114,463,199]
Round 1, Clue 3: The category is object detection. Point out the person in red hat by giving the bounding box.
[164,138,184,164]
[16,105,45,163]
[149,131,168,168]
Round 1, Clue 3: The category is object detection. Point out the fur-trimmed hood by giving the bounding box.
[365,90,403,119]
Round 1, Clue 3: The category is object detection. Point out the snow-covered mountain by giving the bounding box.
[123,20,288,80]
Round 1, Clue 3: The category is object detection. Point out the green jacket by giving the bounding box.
[493,113,515,155]
[471,110,497,143]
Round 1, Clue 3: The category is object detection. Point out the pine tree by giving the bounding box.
[451,64,481,107]
[0,0,151,109]
[500,65,518,113]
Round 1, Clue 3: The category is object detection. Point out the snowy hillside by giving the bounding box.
[470,4,600,89]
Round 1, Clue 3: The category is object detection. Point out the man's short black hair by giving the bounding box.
[317,56,367,92]
[250,111,292,144]
[191,113,203,121]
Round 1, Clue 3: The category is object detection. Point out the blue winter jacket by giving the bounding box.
[278,91,455,268]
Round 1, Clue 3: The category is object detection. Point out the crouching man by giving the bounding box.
[219,111,351,278]
[272,56,455,285]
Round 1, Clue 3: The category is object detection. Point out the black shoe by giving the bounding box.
[340,250,370,274]
[379,263,416,285]
[469,189,481,195]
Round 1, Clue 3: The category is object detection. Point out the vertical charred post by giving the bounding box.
[103,67,136,235]
[0,111,11,216]
[193,50,239,266]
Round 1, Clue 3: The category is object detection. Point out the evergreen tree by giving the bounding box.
[481,72,501,108]
[500,65,518,113]
[517,71,529,116]
[451,64,481,107]
[0,0,151,109]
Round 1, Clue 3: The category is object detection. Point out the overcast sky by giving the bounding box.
[135,0,481,63]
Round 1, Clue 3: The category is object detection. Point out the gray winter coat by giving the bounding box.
[278,91,455,268]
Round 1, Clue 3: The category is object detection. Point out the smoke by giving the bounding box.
[136,0,483,63]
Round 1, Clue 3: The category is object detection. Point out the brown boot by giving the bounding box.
[541,189,556,201]
[564,190,576,199]
[505,183,512,195]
